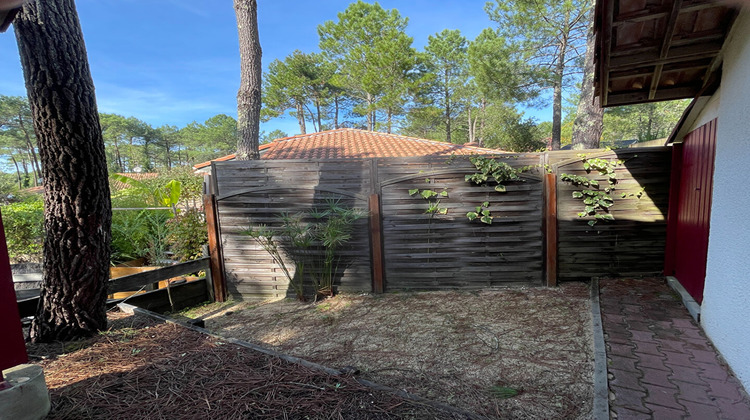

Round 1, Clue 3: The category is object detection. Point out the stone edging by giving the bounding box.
[590,278,610,420]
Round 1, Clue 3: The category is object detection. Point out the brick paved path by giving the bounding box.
[599,278,750,419]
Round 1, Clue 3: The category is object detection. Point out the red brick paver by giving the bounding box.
[599,278,750,419]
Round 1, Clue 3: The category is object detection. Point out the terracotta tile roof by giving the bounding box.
[20,173,160,195]
[109,172,159,191]
[193,128,503,169]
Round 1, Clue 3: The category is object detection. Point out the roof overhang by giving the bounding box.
[595,0,741,107]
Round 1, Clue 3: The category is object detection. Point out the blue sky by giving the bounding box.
[0,0,552,135]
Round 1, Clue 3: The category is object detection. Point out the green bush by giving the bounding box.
[166,209,208,261]
[110,209,172,264]
[2,197,44,262]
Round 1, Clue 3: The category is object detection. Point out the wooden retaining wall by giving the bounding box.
[209,148,672,300]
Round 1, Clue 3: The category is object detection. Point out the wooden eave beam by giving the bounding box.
[606,85,700,106]
[609,60,710,81]
[612,9,668,26]
[609,41,723,69]
[598,0,615,106]
[649,0,683,100]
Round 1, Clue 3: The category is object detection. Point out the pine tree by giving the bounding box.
[14,0,112,342]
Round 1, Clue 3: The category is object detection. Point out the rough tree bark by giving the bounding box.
[14,0,112,342]
[234,0,262,160]
[572,3,603,150]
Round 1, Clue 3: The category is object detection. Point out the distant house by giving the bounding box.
[20,172,160,195]
[193,128,503,174]
[595,0,749,389]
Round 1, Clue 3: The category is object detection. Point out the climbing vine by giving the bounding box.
[463,156,531,224]
[409,179,449,216]
[560,154,625,226]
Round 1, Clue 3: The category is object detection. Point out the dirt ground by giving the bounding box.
[27,312,463,420]
[181,282,594,419]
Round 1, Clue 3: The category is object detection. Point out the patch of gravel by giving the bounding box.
[190,283,594,419]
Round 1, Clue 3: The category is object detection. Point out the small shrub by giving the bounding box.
[110,209,172,264]
[2,197,44,262]
[167,209,208,261]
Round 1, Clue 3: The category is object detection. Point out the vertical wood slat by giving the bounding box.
[204,194,227,302]
[545,173,558,287]
[369,194,385,293]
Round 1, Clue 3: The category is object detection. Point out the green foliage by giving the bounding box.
[166,209,208,261]
[2,197,44,262]
[245,224,301,299]
[467,201,493,225]
[409,180,449,215]
[467,28,539,104]
[0,95,40,189]
[263,51,337,133]
[110,173,182,212]
[489,385,522,399]
[464,156,530,226]
[464,155,526,189]
[246,199,366,300]
[97,111,238,172]
[110,209,172,264]
[422,29,469,141]
[484,0,591,147]
[481,104,546,152]
[561,154,624,226]
[318,1,419,131]
[602,99,689,145]
[261,129,289,144]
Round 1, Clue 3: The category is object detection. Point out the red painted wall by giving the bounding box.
[0,209,28,373]
[665,118,718,303]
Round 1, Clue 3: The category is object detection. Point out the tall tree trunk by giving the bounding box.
[315,97,322,131]
[10,155,22,189]
[234,0,262,160]
[444,70,451,143]
[572,4,603,150]
[113,140,123,172]
[25,150,37,186]
[164,135,172,169]
[21,158,29,187]
[295,102,306,134]
[551,32,568,151]
[479,98,487,147]
[366,94,374,131]
[18,112,42,181]
[334,96,340,129]
[304,104,318,132]
[386,109,392,134]
[15,0,112,342]
[445,99,451,143]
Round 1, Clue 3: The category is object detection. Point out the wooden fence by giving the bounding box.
[207,148,671,300]
[17,258,212,318]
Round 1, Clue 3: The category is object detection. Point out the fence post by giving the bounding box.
[369,193,385,293]
[204,194,227,302]
[544,173,558,287]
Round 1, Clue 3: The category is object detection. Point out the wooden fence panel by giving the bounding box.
[209,149,671,299]
[378,157,544,290]
[554,148,671,280]
[213,160,372,300]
